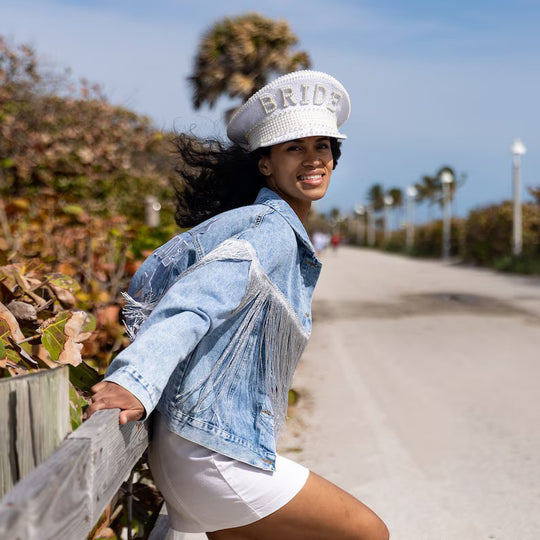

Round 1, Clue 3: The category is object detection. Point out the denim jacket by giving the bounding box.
[104,188,321,470]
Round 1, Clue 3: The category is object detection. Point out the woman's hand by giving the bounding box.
[87,381,145,425]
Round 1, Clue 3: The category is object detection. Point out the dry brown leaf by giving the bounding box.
[0,301,26,342]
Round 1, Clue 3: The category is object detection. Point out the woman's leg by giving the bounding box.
[207,471,389,540]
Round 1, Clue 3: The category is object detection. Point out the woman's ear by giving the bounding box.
[258,157,271,176]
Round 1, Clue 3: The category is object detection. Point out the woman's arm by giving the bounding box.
[90,239,257,421]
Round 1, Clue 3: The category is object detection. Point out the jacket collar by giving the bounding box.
[254,188,318,258]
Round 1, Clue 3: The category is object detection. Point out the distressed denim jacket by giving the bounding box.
[105,188,322,471]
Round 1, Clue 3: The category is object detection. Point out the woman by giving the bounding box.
[88,71,389,540]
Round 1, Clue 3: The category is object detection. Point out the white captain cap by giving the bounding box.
[227,70,351,152]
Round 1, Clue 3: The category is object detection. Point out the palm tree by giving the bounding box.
[414,175,439,209]
[416,167,466,207]
[388,187,403,227]
[528,186,540,205]
[388,187,403,208]
[367,183,385,211]
[188,13,311,121]
[415,166,466,220]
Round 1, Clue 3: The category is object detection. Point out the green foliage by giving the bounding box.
[388,187,403,208]
[367,183,384,211]
[528,186,540,205]
[41,310,96,362]
[408,219,465,258]
[341,199,540,275]
[69,382,89,431]
[130,223,183,260]
[69,361,102,392]
[464,201,539,264]
[381,230,407,253]
[0,35,178,222]
[493,253,540,275]
[414,166,466,208]
[0,263,99,430]
[0,191,181,371]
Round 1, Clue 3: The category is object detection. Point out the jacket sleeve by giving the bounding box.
[104,238,255,417]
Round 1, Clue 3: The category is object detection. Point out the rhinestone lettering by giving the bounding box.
[327,91,343,112]
[313,84,327,106]
[280,86,297,107]
[259,94,278,114]
[258,84,340,115]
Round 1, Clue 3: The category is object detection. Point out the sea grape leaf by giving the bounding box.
[0,262,41,294]
[44,273,81,293]
[45,273,81,307]
[69,361,101,392]
[41,310,97,365]
[0,319,15,362]
[69,382,88,431]
[0,265,24,295]
[0,301,26,341]
[0,302,27,365]
[41,311,71,362]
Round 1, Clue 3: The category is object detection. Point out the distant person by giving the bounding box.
[331,231,341,250]
[312,230,330,255]
[87,71,388,539]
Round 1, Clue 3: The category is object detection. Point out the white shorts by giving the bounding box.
[148,414,310,533]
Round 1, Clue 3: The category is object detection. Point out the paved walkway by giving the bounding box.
[278,246,540,540]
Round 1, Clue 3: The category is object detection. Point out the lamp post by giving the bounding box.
[406,186,417,250]
[144,196,161,228]
[511,138,526,256]
[354,204,366,245]
[367,206,375,246]
[384,195,393,243]
[440,170,453,260]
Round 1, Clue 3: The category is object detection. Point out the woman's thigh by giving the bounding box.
[207,471,389,540]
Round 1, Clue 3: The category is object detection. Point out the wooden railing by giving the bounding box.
[0,366,71,497]
[0,368,150,539]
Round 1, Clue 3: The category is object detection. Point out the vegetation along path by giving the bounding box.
[278,246,540,540]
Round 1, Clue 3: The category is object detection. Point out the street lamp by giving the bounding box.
[406,186,417,250]
[354,204,366,245]
[511,138,526,256]
[367,206,375,246]
[440,170,453,260]
[144,196,161,228]
[384,195,393,243]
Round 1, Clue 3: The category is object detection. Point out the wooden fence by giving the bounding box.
[0,368,151,539]
[0,366,71,497]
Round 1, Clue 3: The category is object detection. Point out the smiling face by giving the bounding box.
[258,136,334,222]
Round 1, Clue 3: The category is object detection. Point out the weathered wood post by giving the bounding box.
[0,366,71,498]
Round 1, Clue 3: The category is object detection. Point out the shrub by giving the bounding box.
[464,201,540,265]
[0,35,178,223]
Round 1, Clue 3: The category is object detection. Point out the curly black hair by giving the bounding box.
[174,135,342,228]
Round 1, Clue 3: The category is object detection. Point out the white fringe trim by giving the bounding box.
[122,238,308,436]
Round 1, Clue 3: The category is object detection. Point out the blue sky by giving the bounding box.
[2,0,539,220]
